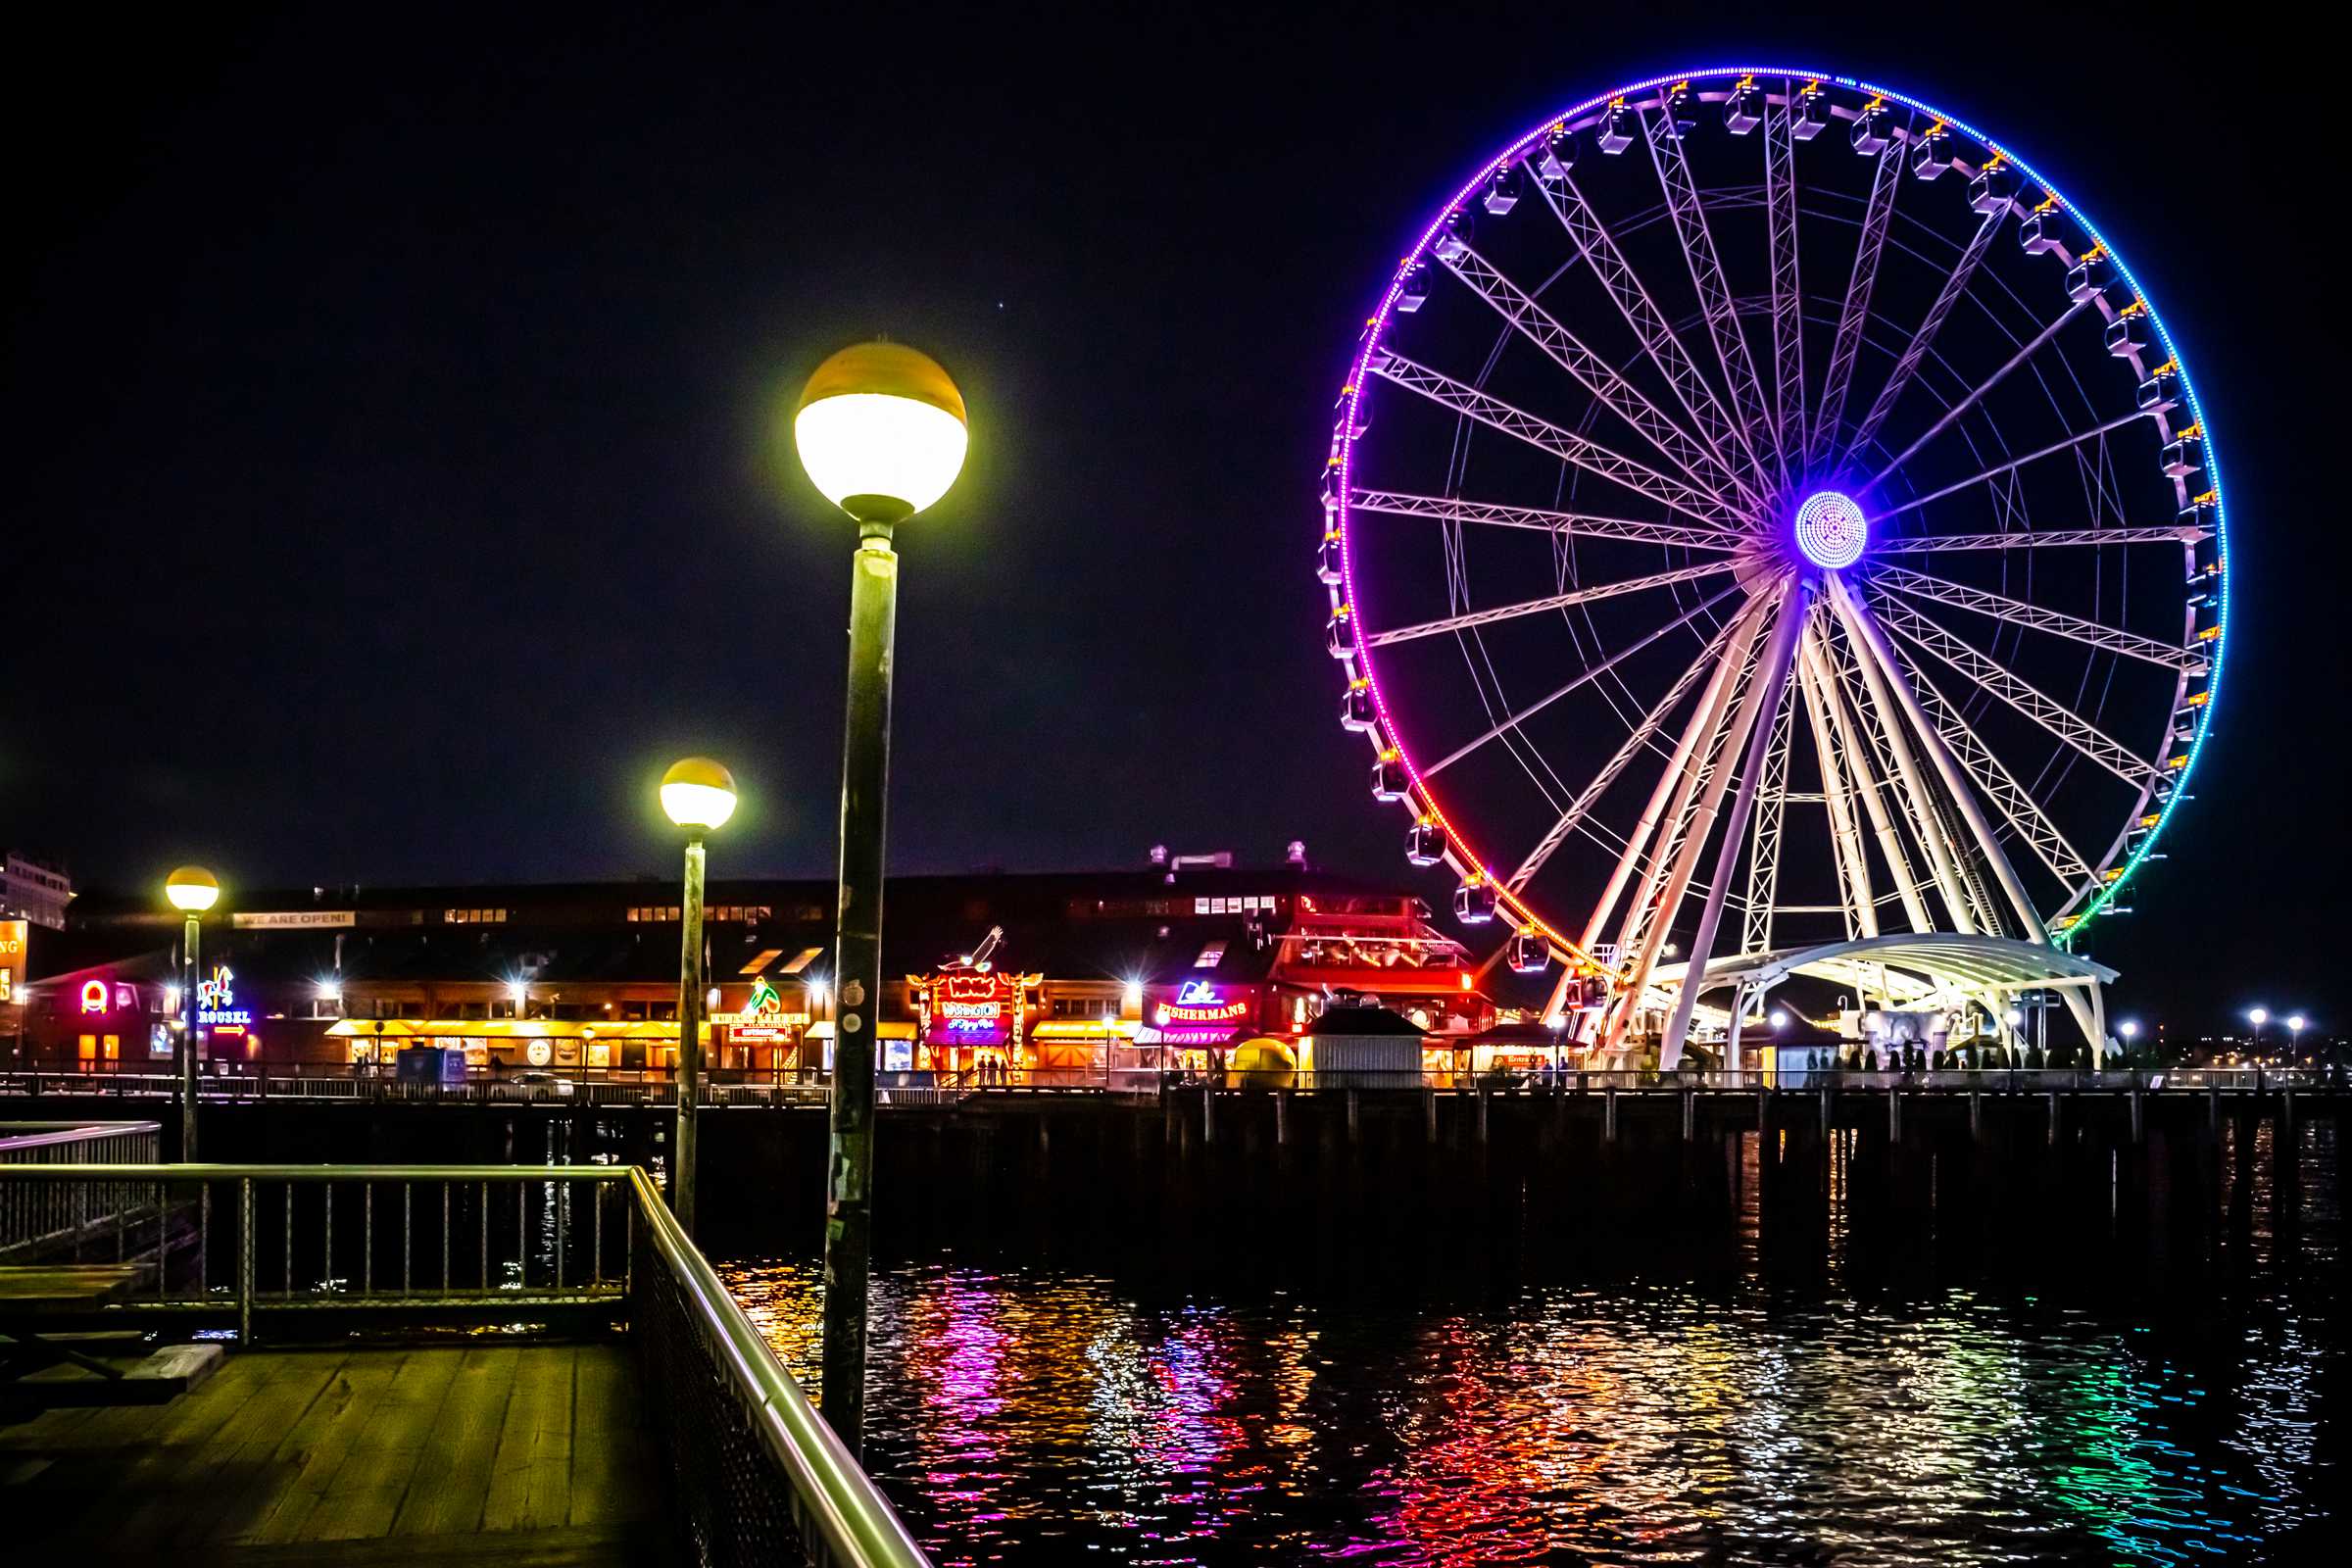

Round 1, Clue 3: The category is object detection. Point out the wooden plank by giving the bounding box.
[237,1349,409,1544]
[298,1348,465,1542]
[480,1345,577,1534]
[17,1342,223,1405]
[566,1347,656,1527]
[388,1345,520,1539]
[97,1349,352,1553]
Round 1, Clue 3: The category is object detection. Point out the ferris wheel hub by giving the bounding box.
[1791,489,1868,570]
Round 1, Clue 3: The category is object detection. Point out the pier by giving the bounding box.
[0,1133,929,1568]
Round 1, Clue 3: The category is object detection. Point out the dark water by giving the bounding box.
[719,1122,2342,1565]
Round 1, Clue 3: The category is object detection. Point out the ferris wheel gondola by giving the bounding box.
[1318,67,2228,1063]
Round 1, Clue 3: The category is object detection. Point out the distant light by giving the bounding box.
[811,980,831,1006]
[1122,979,1143,1008]
[2005,1008,2025,1027]
[1793,490,1868,569]
[2248,1006,2270,1026]
[1769,1009,1788,1029]
[508,980,528,1005]
[165,865,220,912]
[317,981,341,1003]
[2287,1013,2307,1031]
[707,987,721,1010]
[661,757,739,831]
[2119,1019,2139,1039]
[1459,971,1473,992]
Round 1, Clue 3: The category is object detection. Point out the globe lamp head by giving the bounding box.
[795,341,968,524]
[165,865,220,913]
[661,758,739,831]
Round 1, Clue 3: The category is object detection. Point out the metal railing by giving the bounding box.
[0,1159,932,1568]
[4,1065,2335,1107]
[0,1120,164,1257]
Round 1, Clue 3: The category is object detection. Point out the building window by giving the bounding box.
[1195,942,1226,969]
[102,1035,120,1060]
[309,997,342,1020]
[77,1034,96,1062]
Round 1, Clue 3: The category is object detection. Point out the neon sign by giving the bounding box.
[1157,980,1250,1026]
[195,964,253,1027]
[80,979,110,1013]
[918,970,1017,1045]
[744,976,783,1016]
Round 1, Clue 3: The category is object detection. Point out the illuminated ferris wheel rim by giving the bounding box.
[1326,63,2230,970]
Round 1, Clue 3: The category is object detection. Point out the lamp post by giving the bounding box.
[795,339,968,1455]
[2287,1013,2307,1061]
[2249,1005,2269,1060]
[164,865,220,1161]
[660,757,738,1235]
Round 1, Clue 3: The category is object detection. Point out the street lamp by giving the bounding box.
[660,757,737,1234]
[2287,1013,2307,1059]
[795,339,968,1455]
[164,865,220,1160]
[2248,1005,2269,1057]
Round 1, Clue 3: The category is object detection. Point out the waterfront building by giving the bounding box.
[10,861,1515,1082]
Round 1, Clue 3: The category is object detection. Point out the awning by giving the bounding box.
[804,1021,917,1041]
[326,1018,695,1041]
[1134,1024,1245,1047]
[1029,1019,1140,1040]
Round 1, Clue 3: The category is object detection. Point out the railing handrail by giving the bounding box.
[625,1168,931,1568]
[0,1120,164,1153]
[0,1161,632,1182]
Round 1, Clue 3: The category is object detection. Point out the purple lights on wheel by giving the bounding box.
[1792,490,1867,569]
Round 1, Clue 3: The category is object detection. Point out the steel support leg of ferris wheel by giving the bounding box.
[1821,576,1983,934]
[1799,618,1927,933]
[1657,581,1808,1070]
[1595,603,1776,1050]
[1828,576,2111,1061]
[1793,632,1879,939]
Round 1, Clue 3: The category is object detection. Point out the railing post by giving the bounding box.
[238,1177,254,1346]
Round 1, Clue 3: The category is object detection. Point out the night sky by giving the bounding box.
[5,3,2341,1034]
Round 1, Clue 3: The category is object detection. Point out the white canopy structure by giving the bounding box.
[1645,932,2119,1060]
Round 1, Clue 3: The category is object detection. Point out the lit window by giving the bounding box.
[1194,897,1209,914]
[77,1034,96,1061]
[1195,942,1225,969]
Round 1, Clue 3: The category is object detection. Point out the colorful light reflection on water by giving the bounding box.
[719,1126,2338,1564]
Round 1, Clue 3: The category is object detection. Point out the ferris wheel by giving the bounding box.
[1320,68,2227,1060]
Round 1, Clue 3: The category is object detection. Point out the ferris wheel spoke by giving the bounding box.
[1880,632,2098,894]
[1840,208,2005,475]
[1831,576,2055,944]
[1874,408,2156,521]
[1811,140,1902,470]
[1510,612,1745,895]
[1862,296,2091,493]
[1873,564,2207,671]
[1874,522,2209,553]
[1348,489,1743,551]
[1423,582,1743,777]
[1865,590,2165,786]
[1531,169,1755,492]
[1441,244,1761,517]
[1365,560,1736,648]
[1763,89,1805,495]
[1372,352,1740,525]
[1642,107,1779,490]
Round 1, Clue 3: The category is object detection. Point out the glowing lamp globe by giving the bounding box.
[661,757,739,832]
[2249,1006,2270,1027]
[794,342,968,524]
[165,865,220,913]
[1792,489,1867,570]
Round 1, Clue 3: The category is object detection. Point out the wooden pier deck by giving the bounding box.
[0,1343,674,1565]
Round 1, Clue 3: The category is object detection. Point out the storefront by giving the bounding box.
[1135,979,1258,1071]
[909,970,1035,1076]
[329,1018,699,1076]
